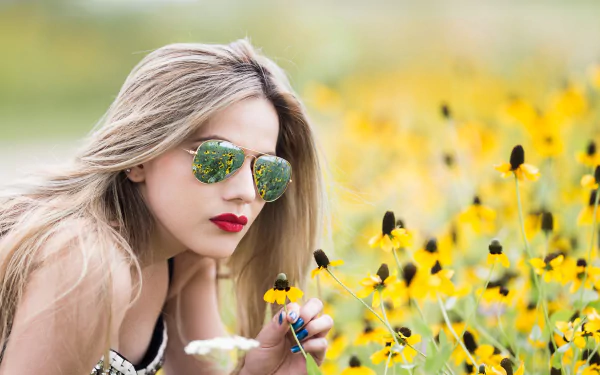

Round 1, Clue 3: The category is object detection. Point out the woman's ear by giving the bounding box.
[125,164,146,183]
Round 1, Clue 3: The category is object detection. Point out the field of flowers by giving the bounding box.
[290,61,600,374]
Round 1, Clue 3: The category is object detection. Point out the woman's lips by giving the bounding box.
[209,213,248,233]
[210,220,244,233]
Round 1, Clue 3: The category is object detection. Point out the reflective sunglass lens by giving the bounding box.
[192,140,245,183]
[253,156,292,202]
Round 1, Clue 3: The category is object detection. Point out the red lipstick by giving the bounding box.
[210,213,248,233]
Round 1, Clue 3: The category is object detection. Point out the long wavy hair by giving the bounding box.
[0,38,326,370]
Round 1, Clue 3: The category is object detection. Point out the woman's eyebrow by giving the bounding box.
[189,135,276,156]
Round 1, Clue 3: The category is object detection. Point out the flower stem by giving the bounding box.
[325,269,389,330]
[578,185,600,309]
[457,260,496,342]
[384,350,393,375]
[437,294,477,367]
[380,297,413,375]
[283,303,307,359]
[515,175,557,351]
[392,247,405,278]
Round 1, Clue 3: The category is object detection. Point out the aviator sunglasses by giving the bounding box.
[183,139,292,202]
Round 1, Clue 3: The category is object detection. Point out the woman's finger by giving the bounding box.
[293,314,333,342]
[291,298,323,331]
[295,337,328,365]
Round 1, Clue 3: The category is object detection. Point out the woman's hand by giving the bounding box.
[241,298,333,375]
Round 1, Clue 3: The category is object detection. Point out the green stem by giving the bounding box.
[585,342,600,368]
[380,297,413,375]
[384,350,393,375]
[326,269,389,331]
[283,303,307,359]
[515,176,558,352]
[578,185,600,309]
[392,247,405,278]
[437,294,477,367]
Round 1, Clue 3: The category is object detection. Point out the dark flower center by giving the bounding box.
[500,358,514,375]
[543,253,561,270]
[377,263,390,282]
[349,355,361,367]
[313,249,331,268]
[488,239,503,254]
[431,260,442,275]
[473,196,481,205]
[589,190,598,207]
[577,258,588,268]
[398,327,412,338]
[274,278,290,290]
[509,145,525,170]
[463,331,478,353]
[499,286,509,297]
[441,103,451,119]
[425,238,438,253]
[382,211,396,236]
[478,364,487,374]
[541,212,554,232]
[587,140,597,156]
[402,262,417,287]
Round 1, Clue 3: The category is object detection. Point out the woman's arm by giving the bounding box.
[0,244,132,374]
[162,251,231,375]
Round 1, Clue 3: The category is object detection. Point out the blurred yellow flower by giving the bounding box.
[494,145,540,181]
[487,239,510,268]
[368,211,413,252]
[311,249,344,278]
[576,140,600,167]
[578,190,600,225]
[529,253,566,283]
[411,261,455,300]
[458,196,497,234]
[356,263,406,308]
[340,356,376,375]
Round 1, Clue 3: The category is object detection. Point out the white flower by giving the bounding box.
[184,335,260,357]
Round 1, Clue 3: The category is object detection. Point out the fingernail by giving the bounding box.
[289,311,298,322]
[296,328,308,341]
[278,312,284,325]
[290,345,302,353]
[292,317,304,331]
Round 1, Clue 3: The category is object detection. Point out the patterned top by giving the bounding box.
[90,258,173,375]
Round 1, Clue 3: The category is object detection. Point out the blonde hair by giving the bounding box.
[0,38,326,371]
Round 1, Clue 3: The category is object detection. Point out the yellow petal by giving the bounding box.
[500,253,510,268]
[381,235,394,252]
[581,174,599,189]
[330,260,344,267]
[286,286,304,302]
[263,288,276,303]
[356,287,373,299]
[311,267,320,279]
[550,254,564,268]
[275,290,287,305]
[521,163,541,181]
[529,258,546,270]
[494,162,512,173]
[372,290,381,309]
[368,233,383,248]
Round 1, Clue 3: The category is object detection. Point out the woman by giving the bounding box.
[0,39,333,374]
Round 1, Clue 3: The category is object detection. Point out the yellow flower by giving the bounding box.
[325,330,348,360]
[354,321,388,346]
[577,141,600,167]
[368,211,413,252]
[494,145,540,181]
[410,261,455,300]
[458,196,497,234]
[581,166,600,191]
[529,253,566,283]
[532,129,564,158]
[413,237,452,268]
[340,356,376,375]
[582,364,600,375]
[371,327,420,366]
[477,285,514,305]
[487,239,510,268]
[311,249,344,278]
[564,258,600,293]
[578,190,600,225]
[263,273,304,305]
[356,263,405,308]
[490,358,524,375]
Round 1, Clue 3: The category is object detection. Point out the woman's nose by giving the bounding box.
[223,156,257,203]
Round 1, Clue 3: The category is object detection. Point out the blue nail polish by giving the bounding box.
[292,317,304,331]
[278,312,283,325]
[290,345,301,353]
[296,328,308,341]
[289,311,298,322]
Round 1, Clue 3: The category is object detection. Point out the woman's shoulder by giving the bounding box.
[1,221,133,373]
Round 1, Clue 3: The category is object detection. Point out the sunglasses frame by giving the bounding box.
[182,139,293,202]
